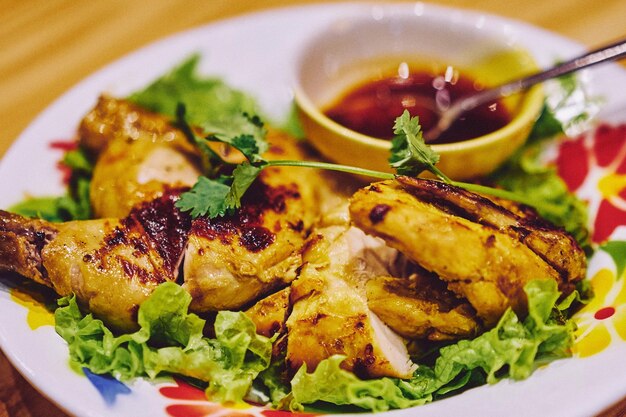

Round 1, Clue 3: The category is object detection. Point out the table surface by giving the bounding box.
[1,1,625,416]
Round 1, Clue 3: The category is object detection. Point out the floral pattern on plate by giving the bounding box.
[555,123,626,243]
[157,378,319,417]
[7,123,626,414]
[553,123,626,358]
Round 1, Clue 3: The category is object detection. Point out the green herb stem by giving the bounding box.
[431,166,451,183]
[266,160,395,180]
[266,160,561,215]
[268,160,561,215]
[454,181,565,216]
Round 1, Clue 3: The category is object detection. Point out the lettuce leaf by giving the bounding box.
[289,356,429,412]
[127,54,260,131]
[10,146,93,222]
[55,282,272,404]
[287,280,574,412]
[489,141,590,249]
[56,279,575,412]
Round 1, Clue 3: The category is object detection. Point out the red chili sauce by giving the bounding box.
[324,68,511,144]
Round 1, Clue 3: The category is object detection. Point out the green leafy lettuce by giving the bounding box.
[281,280,574,412]
[10,146,93,221]
[56,280,574,412]
[55,282,273,404]
[128,54,260,129]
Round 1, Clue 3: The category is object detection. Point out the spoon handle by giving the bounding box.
[425,36,626,142]
[467,36,626,107]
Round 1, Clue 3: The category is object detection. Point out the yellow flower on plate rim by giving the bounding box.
[572,242,626,358]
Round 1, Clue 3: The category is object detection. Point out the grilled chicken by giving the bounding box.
[394,176,587,286]
[0,94,589,383]
[366,271,481,341]
[0,192,190,331]
[79,96,328,312]
[245,287,291,338]
[286,219,416,379]
[79,96,202,218]
[0,212,58,288]
[182,130,324,312]
[350,177,585,327]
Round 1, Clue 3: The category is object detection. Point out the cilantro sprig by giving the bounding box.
[389,110,450,181]
[128,55,582,228]
[174,108,394,219]
[175,107,580,244]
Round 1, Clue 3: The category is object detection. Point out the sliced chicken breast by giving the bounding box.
[349,178,583,327]
[286,221,416,379]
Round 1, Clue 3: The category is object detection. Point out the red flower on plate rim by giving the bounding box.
[554,123,626,243]
[158,378,320,417]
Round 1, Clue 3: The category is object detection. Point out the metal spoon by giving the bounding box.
[424,36,626,142]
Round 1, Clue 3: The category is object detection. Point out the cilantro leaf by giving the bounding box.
[176,164,263,218]
[225,163,264,210]
[203,113,268,164]
[389,110,448,181]
[175,176,231,218]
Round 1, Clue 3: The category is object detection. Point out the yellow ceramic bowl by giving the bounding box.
[293,7,544,180]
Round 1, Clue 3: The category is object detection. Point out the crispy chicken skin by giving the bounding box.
[79,95,195,156]
[80,96,202,218]
[395,176,587,286]
[0,192,190,331]
[286,222,416,379]
[79,96,326,312]
[0,212,58,287]
[245,287,291,338]
[366,272,481,341]
[349,177,584,327]
[182,130,323,312]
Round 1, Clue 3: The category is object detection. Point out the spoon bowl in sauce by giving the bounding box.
[423,37,626,143]
[323,66,512,145]
[293,8,545,180]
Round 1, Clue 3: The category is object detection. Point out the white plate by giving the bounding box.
[2,3,626,417]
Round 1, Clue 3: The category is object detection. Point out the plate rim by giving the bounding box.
[1,3,625,417]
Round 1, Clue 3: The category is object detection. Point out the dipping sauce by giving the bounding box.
[324,66,511,144]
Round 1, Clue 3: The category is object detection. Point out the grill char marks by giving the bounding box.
[191,178,300,253]
[89,190,191,285]
[183,174,309,312]
[0,192,192,332]
[182,129,324,314]
[0,211,58,286]
[396,176,587,289]
[349,178,585,327]
[125,188,191,274]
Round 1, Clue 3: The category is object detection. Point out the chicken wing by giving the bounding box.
[0,191,190,331]
[349,177,584,327]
